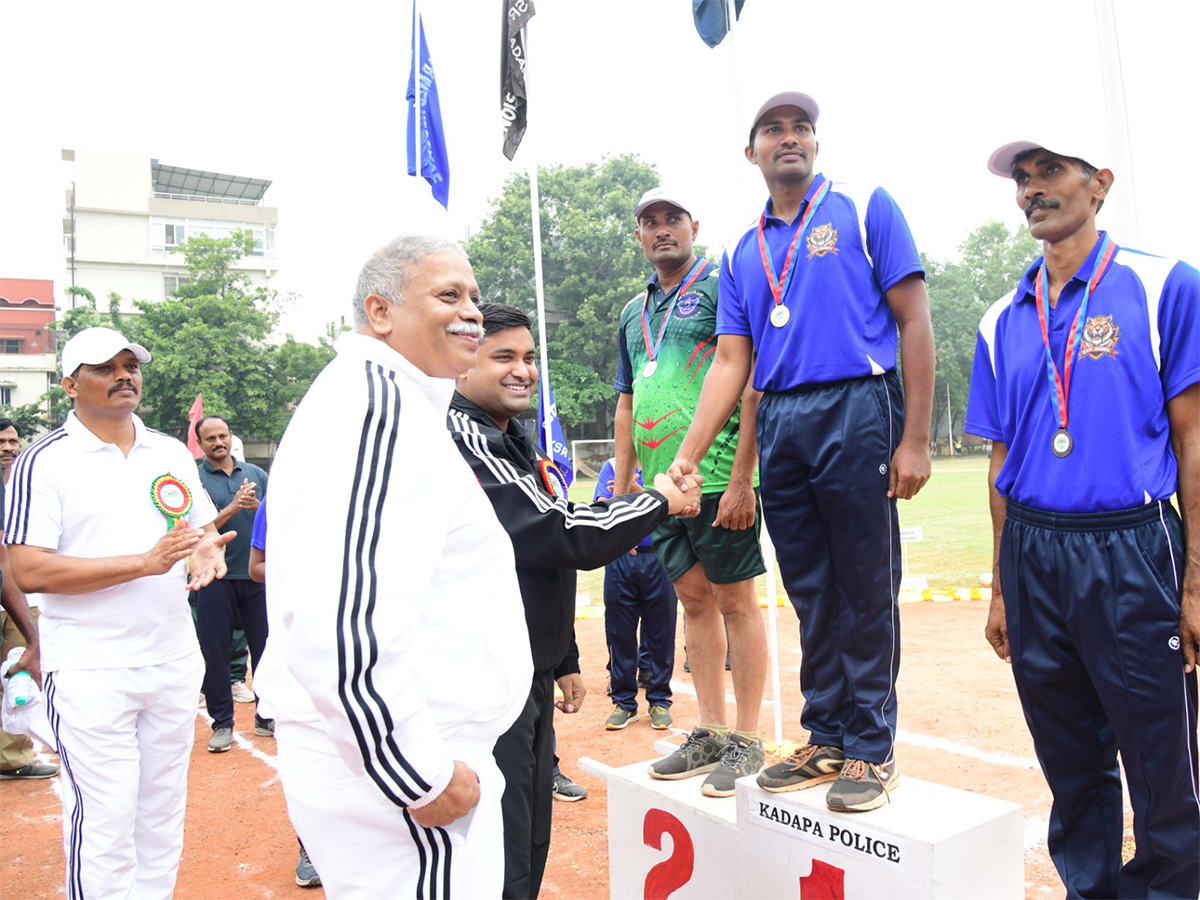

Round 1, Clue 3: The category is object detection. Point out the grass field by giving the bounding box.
[568,455,995,600]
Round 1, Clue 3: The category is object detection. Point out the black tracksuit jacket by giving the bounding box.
[448,393,670,677]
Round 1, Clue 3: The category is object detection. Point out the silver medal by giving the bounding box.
[770,305,790,328]
[1051,428,1073,458]
[643,360,658,378]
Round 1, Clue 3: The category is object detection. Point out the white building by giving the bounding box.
[62,148,278,312]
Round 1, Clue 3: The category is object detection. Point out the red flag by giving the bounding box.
[186,393,204,459]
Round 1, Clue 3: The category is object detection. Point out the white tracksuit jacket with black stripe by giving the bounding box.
[255,332,533,809]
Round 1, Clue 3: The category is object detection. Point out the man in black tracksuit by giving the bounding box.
[448,303,694,899]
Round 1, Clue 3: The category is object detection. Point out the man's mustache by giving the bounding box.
[1024,198,1059,217]
[108,381,139,396]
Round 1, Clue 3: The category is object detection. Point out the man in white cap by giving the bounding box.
[614,186,770,798]
[668,91,935,812]
[967,135,1200,898]
[3,326,231,899]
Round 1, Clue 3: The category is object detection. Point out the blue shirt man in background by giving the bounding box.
[195,414,272,752]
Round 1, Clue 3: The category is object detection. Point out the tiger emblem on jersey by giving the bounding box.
[807,223,838,258]
[1078,315,1119,359]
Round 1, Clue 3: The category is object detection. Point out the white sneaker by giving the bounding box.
[230,681,256,704]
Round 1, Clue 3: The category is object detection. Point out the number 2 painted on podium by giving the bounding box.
[642,808,695,899]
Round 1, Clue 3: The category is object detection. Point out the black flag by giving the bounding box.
[501,0,536,160]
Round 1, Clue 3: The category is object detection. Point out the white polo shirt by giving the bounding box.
[3,412,217,672]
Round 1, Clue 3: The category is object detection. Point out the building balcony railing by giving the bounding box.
[153,191,263,206]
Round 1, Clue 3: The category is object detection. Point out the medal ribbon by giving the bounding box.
[757,177,832,309]
[641,257,707,364]
[1033,232,1116,429]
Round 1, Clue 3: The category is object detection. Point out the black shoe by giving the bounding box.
[254,715,275,737]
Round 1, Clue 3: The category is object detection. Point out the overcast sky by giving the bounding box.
[2,0,1195,342]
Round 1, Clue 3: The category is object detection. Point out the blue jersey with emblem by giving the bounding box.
[965,234,1200,513]
[718,175,924,391]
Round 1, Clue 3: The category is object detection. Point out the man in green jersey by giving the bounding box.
[613,187,768,798]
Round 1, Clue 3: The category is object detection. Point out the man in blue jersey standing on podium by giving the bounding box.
[668,91,935,813]
[968,131,1199,899]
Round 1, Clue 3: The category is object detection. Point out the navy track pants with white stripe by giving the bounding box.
[1002,499,1200,899]
[757,371,903,764]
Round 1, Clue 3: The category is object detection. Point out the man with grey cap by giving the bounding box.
[967,134,1200,898]
[668,92,935,812]
[614,187,768,797]
[3,326,231,899]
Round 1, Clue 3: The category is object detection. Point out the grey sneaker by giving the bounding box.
[701,733,766,797]
[647,727,727,780]
[605,706,638,730]
[295,843,321,887]
[0,762,59,779]
[551,772,588,801]
[207,726,234,753]
[648,705,673,730]
[826,757,900,812]
[254,715,275,737]
[757,743,845,793]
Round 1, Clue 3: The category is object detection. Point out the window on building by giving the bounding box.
[1,339,21,354]
[164,274,191,296]
[0,387,11,405]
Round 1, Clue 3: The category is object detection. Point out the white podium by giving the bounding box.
[580,755,1023,899]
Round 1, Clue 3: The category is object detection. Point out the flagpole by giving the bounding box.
[520,18,554,457]
[1093,0,1138,243]
[724,0,780,746]
[411,0,422,183]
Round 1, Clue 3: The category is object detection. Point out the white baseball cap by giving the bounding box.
[61,327,151,377]
[634,186,694,220]
[987,135,1110,178]
[750,91,820,138]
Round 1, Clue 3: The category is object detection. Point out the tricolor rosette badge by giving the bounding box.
[151,474,193,530]
[538,459,568,500]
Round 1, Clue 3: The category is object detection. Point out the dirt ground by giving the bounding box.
[3,602,1096,899]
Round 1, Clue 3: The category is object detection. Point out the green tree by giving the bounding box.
[925,221,1039,443]
[465,155,663,434]
[0,401,50,436]
[127,231,281,441]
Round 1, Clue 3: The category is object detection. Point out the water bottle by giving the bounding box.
[1,647,36,707]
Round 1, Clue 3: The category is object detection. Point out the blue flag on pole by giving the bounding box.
[692,0,745,48]
[406,6,450,208]
[536,379,573,488]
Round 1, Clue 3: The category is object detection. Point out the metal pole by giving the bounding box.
[411,0,422,187]
[1093,0,1139,243]
[520,20,553,457]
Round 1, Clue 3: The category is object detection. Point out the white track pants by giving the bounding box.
[278,735,506,899]
[44,652,203,900]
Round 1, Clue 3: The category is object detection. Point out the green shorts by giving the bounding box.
[650,488,767,585]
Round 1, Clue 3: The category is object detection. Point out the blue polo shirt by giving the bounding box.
[197,457,268,578]
[718,175,924,391]
[594,458,652,548]
[251,499,267,551]
[965,234,1200,513]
